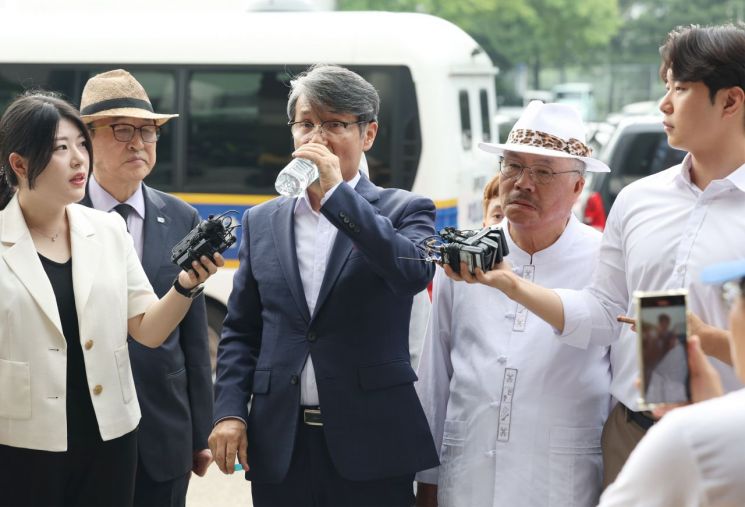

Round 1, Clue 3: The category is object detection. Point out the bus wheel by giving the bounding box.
[206,300,226,377]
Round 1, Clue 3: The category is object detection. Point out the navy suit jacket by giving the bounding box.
[214,175,440,483]
[82,184,213,481]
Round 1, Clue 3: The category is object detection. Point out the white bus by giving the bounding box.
[0,6,498,364]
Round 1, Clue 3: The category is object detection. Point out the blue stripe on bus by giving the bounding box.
[190,202,457,261]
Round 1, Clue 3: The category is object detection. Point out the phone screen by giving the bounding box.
[636,291,690,408]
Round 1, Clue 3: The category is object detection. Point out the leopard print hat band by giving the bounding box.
[478,100,610,172]
[506,129,592,158]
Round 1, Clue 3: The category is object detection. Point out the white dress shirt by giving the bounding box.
[295,173,361,406]
[557,156,745,410]
[599,388,745,507]
[416,216,611,507]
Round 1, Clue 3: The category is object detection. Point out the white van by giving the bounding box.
[0,6,499,361]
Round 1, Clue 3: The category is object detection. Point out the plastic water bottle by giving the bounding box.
[274,158,319,197]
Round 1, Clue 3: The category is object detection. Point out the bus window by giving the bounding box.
[181,66,420,195]
[185,70,290,193]
[459,90,472,150]
[354,66,420,191]
[0,65,79,111]
[0,66,176,190]
[479,89,492,142]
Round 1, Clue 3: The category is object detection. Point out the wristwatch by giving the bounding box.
[173,277,204,299]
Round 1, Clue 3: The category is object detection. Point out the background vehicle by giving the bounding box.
[574,115,687,230]
[0,7,498,369]
[552,82,596,121]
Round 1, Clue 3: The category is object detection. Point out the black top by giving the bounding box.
[39,254,100,444]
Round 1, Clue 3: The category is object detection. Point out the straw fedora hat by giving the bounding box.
[80,69,178,125]
[479,100,610,173]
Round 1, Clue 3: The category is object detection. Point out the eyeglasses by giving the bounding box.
[287,119,370,138]
[499,157,581,185]
[90,123,161,143]
[722,277,745,310]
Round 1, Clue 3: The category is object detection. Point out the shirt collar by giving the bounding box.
[726,161,745,192]
[294,171,362,215]
[673,154,696,190]
[675,153,745,194]
[505,214,582,262]
[88,175,146,219]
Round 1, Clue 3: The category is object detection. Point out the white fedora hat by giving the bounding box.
[479,100,610,173]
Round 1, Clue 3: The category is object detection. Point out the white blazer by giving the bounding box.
[0,195,158,451]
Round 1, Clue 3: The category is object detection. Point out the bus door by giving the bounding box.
[452,73,498,228]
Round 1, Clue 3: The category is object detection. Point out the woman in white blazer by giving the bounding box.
[0,92,222,507]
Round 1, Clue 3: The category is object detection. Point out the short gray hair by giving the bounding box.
[575,159,586,178]
[287,64,379,123]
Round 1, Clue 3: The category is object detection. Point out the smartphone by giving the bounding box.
[634,289,690,409]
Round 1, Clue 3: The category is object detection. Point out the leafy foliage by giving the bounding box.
[339,0,620,77]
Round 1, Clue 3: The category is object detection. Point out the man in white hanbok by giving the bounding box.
[416,102,612,507]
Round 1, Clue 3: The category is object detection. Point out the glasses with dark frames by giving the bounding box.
[90,123,161,143]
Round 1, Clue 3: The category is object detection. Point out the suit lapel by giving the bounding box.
[1,198,65,341]
[312,231,353,320]
[67,204,101,322]
[271,199,311,322]
[312,176,380,320]
[140,185,169,278]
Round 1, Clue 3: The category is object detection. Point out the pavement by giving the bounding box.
[187,463,253,507]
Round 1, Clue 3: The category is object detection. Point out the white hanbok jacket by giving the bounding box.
[416,216,611,507]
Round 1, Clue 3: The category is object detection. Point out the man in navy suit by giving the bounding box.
[79,69,214,507]
[209,64,439,506]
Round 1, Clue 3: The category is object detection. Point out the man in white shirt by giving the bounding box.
[599,259,745,506]
[455,23,745,487]
[415,101,613,506]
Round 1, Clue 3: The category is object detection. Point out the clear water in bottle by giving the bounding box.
[274,158,319,197]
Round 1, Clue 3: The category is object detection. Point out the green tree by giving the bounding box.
[613,0,742,64]
[338,0,621,89]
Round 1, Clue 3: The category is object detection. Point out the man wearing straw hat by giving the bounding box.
[79,69,213,507]
[415,100,612,506]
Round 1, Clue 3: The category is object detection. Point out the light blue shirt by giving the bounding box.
[88,175,146,261]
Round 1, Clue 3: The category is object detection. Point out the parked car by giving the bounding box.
[573,115,687,230]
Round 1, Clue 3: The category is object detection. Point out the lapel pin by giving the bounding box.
[157,217,165,223]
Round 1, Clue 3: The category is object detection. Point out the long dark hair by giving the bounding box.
[0,91,93,210]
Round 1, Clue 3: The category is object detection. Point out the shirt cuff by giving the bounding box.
[554,288,592,349]
[320,181,344,205]
[415,466,440,484]
[214,416,247,428]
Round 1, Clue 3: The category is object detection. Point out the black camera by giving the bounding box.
[437,224,509,275]
[171,211,239,271]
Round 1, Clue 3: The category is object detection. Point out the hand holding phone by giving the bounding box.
[635,289,690,409]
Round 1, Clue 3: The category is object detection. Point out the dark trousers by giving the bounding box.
[0,429,138,507]
[133,454,190,507]
[252,416,414,507]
